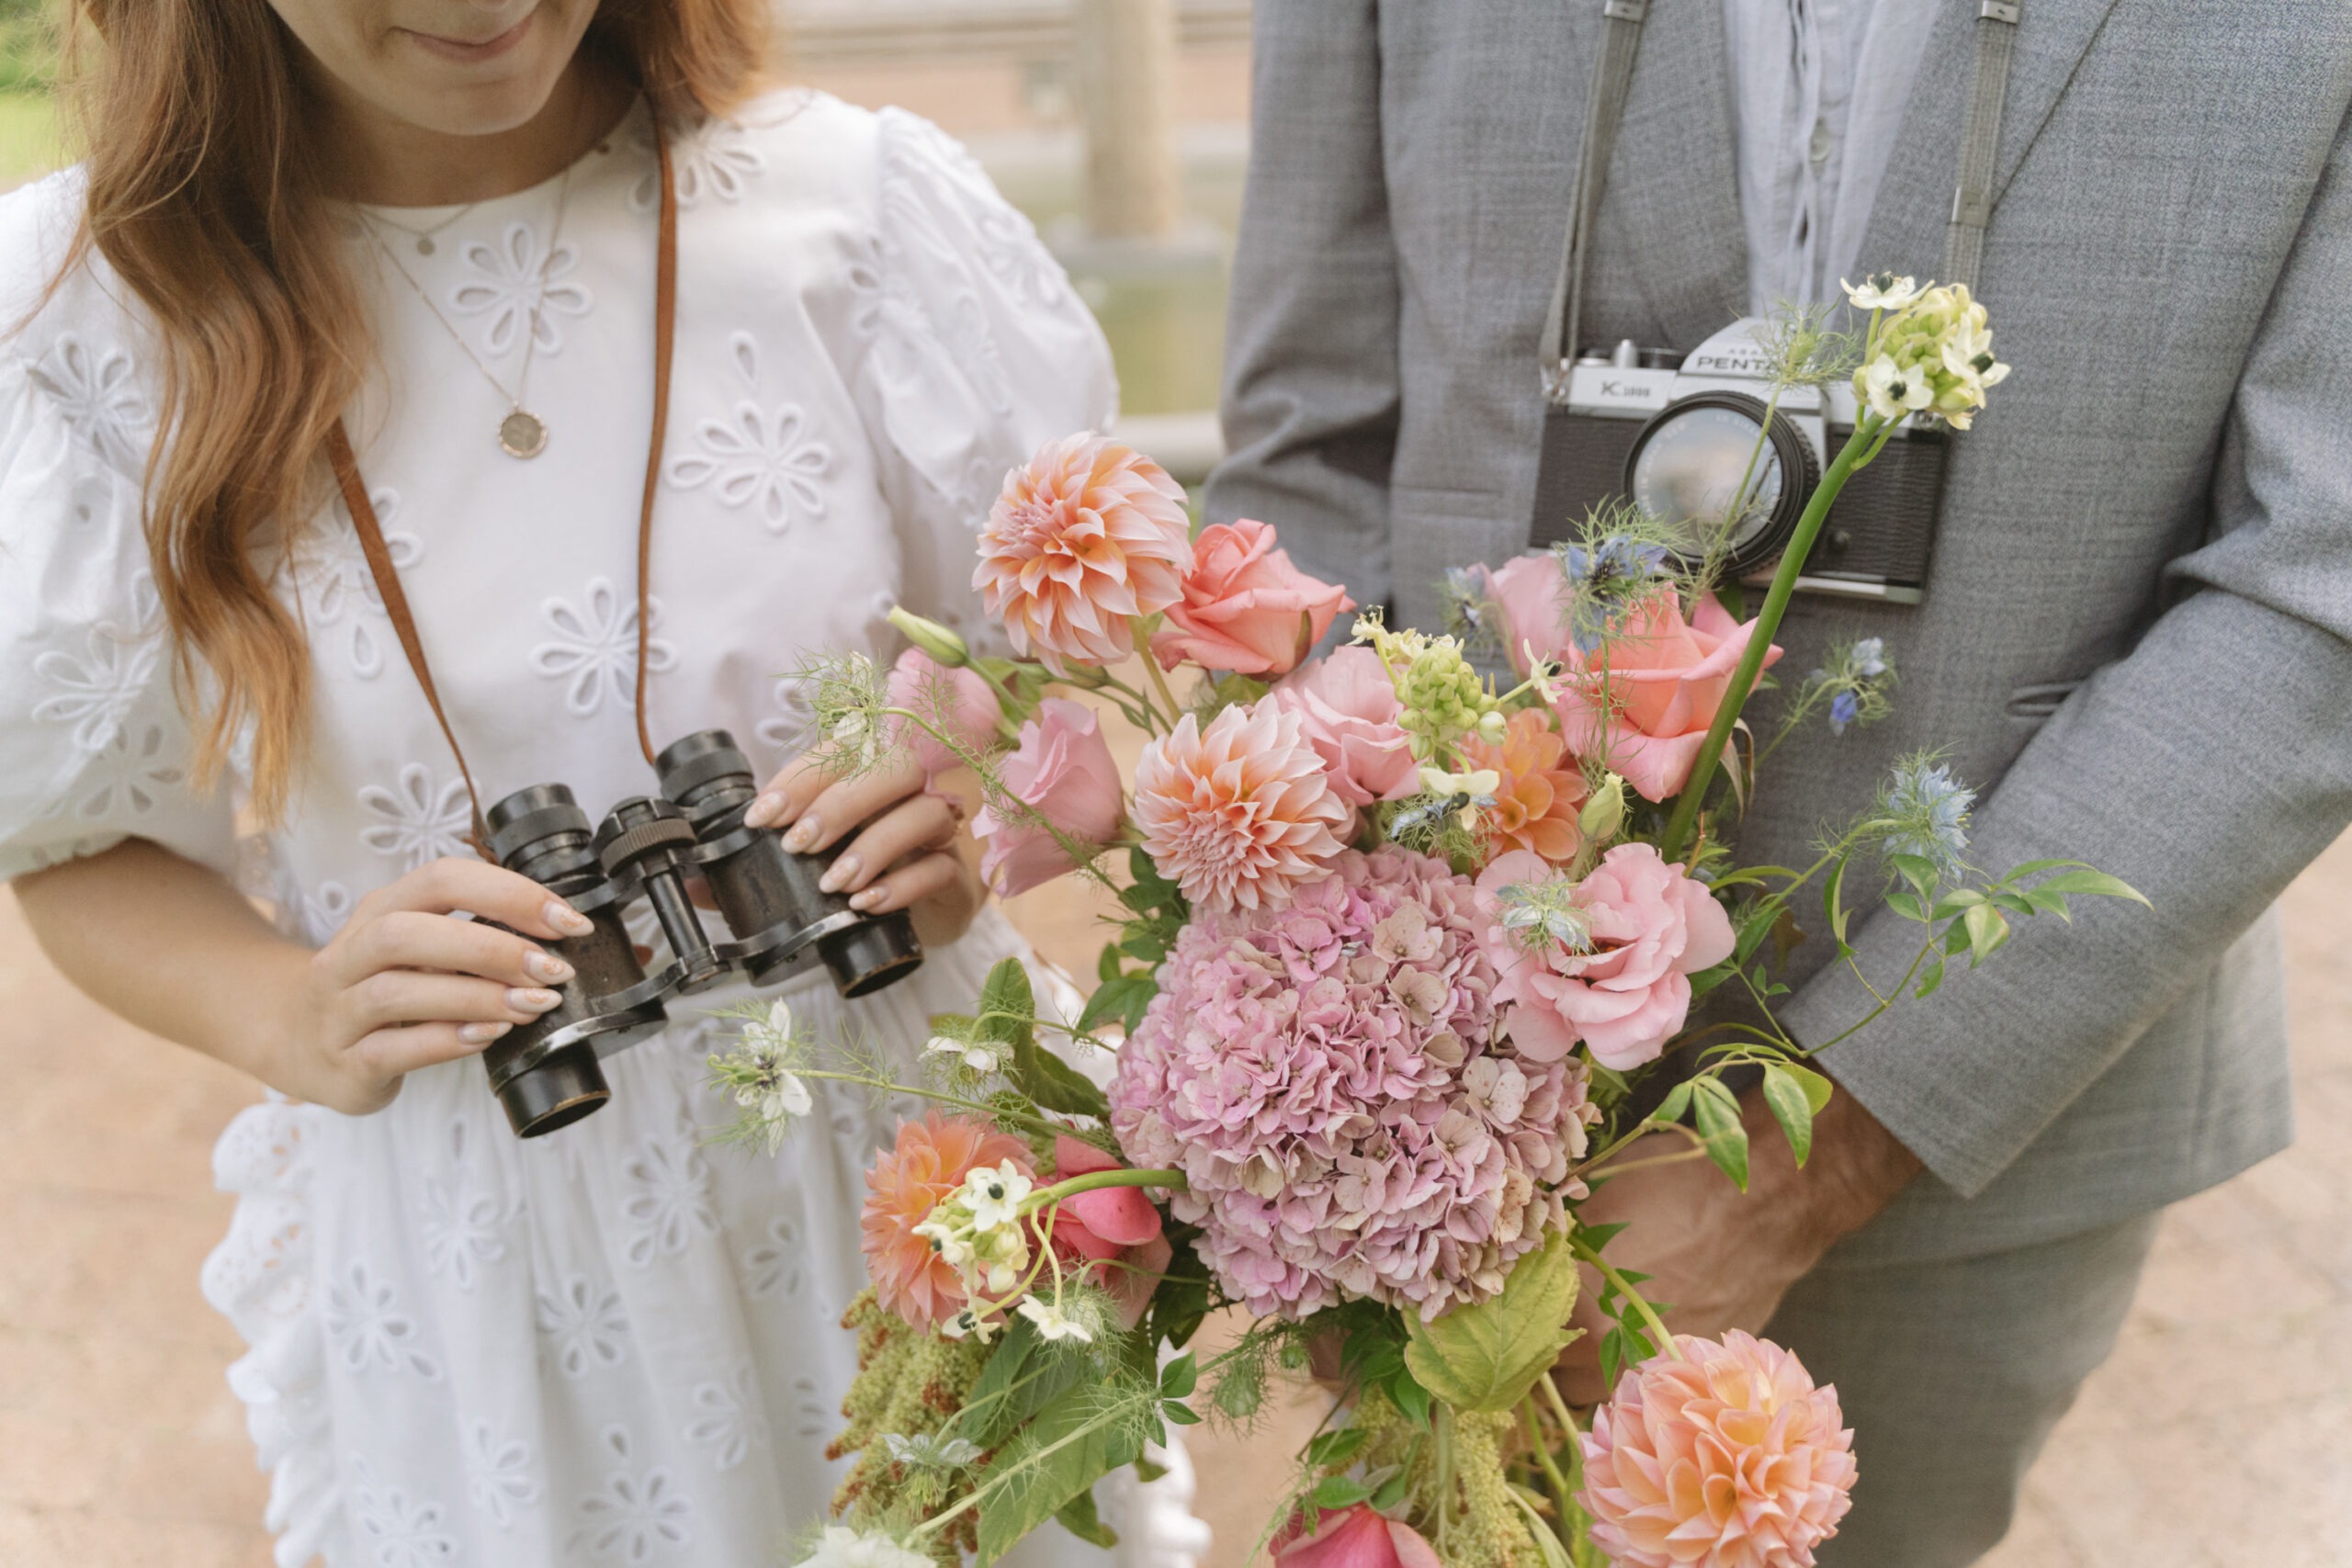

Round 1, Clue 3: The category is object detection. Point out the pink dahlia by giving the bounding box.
[1579,1331,1857,1568]
[1109,846,1596,1320]
[1132,700,1349,913]
[973,433,1193,674]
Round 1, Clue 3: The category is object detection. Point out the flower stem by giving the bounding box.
[1569,1234,1677,1359]
[1020,1168,1187,1217]
[1520,1395,1576,1540]
[1657,413,1889,863]
[1141,654,1186,730]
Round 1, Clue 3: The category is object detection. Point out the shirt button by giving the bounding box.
[1809,116,1833,164]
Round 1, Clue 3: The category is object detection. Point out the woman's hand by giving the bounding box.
[745,755,984,948]
[272,857,594,1117]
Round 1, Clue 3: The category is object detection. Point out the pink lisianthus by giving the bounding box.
[1268,647,1420,814]
[886,649,1001,776]
[1132,700,1350,913]
[1553,593,1784,802]
[1272,1506,1442,1568]
[1045,1135,1172,1330]
[971,698,1125,897]
[1579,1331,1857,1568]
[1150,519,1356,677]
[1482,552,1577,674]
[973,433,1193,674]
[1476,844,1735,1070]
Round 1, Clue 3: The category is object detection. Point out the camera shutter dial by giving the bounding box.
[1623,390,1819,579]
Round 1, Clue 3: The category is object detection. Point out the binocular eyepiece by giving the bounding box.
[478,728,925,1138]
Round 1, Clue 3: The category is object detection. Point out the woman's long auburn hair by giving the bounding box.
[58,0,774,818]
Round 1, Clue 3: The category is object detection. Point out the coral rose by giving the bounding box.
[1476,844,1735,1070]
[1458,706,1587,863]
[1553,594,1783,803]
[1150,519,1355,677]
[974,433,1193,674]
[1132,700,1349,913]
[886,649,1001,776]
[1045,1135,1173,1330]
[1579,1331,1857,1568]
[1272,1506,1442,1568]
[1268,647,1420,814]
[860,1111,1036,1327]
[972,698,1125,897]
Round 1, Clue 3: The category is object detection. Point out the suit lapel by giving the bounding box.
[1587,0,1748,348]
[1858,0,2128,281]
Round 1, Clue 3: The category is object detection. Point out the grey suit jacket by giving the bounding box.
[1208,0,2352,1238]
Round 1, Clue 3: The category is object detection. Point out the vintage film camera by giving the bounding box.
[1531,319,1948,603]
[477,728,924,1138]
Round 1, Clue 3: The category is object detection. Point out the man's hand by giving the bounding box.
[1555,1080,1923,1404]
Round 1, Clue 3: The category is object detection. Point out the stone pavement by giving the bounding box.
[1,833,2346,1566]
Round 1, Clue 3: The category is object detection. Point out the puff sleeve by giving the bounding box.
[0,351,237,882]
[852,107,1120,651]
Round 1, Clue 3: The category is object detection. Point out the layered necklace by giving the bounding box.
[360,158,578,460]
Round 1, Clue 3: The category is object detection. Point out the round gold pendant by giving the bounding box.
[499,410,548,459]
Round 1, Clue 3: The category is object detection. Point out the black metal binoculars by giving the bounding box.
[478,728,924,1138]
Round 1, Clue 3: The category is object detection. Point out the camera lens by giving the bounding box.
[1623,391,1819,578]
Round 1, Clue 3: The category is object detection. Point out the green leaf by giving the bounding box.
[2003,857,2087,879]
[1096,943,1124,984]
[1305,1428,1368,1470]
[1962,902,2011,965]
[1075,975,1156,1037]
[1886,852,1942,898]
[1691,1077,1750,1190]
[1776,1059,1834,1114]
[1914,956,1945,998]
[1055,1486,1121,1549]
[1119,930,1168,964]
[1309,1476,1374,1510]
[1733,899,1783,966]
[1370,1470,1411,1512]
[1651,1079,1695,1128]
[953,1317,1085,1449]
[1400,1230,1579,1414]
[1883,889,1928,921]
[1761,1065,1815,1167]
[1159,1353,1199,1400]
[974,1382,1150,1566]
[1824,852,1852,944]
[1929,888,1986,920]
[1145,1231,1213,1350]
[2029,869,2150,907]
[1987,890,2038,918]
[2020,886,2074,921]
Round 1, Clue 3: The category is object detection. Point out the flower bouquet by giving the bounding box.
[709,280,2143,1568]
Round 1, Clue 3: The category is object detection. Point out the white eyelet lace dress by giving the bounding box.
[0,90,1209,1568]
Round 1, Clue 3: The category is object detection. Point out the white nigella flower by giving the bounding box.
[793,1524,934,1568]
[926,1033,1011,1075]
[1841,272,1928,310]
[963,1161,1033,1236]
[1860,355,1934,421]
[1016,1293,1094,1345]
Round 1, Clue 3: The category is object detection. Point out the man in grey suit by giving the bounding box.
[1207,1,2352,1561]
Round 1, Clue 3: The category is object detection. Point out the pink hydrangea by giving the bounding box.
[1579,1331,1857,1568]
[1109,847,1598,1321]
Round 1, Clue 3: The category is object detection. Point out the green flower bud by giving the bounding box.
[1578,772,1627,842]
[887,604,970,668]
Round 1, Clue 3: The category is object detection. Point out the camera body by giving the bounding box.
[1531,318,1947,603]
[477,728,924,1139]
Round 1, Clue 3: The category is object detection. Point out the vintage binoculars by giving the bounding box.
[478,728,923,1138]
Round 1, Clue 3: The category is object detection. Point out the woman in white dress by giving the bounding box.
[2,5,1200,1565]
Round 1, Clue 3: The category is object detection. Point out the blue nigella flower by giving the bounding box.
[1829,689,1860,736]
[1561,536,1672,654]
[1882,758,1975,874]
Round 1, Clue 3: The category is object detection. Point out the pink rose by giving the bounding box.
[1046,1135,1173,1330]
[1150,519,1355,676]
[886,649,1001,776]
[1553,594,1783,803]
[1268,647,1420,810]
[1273,1507,1442,1568]
[972,699,1125,897]
[1476,844,1736,1070]
[1483,552,1576,675]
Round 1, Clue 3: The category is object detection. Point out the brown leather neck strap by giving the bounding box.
[328,114,679,859]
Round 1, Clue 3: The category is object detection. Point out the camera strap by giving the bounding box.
[326,110,680,859]
[1540,0,2024,394]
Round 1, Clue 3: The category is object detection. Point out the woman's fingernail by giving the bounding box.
[850,886,885,911]
[745,793,786,829]
[546,900,594,937]
[785,816,821,853]
[819,852,862,894]
[526,951,575,985]
[508,987,561,1014]
[461,1021,514,1044]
